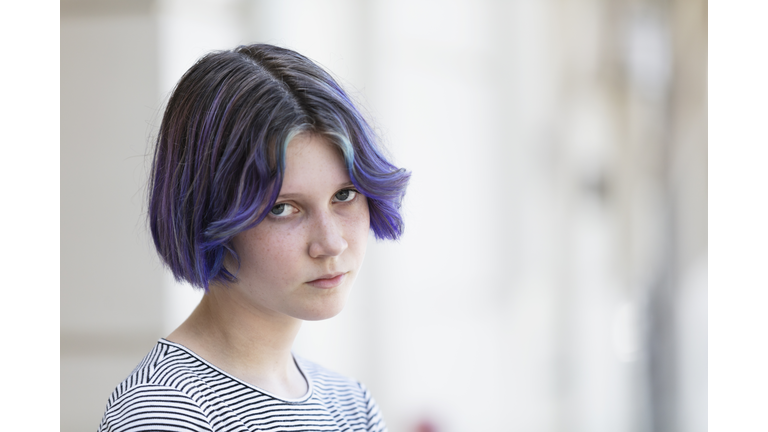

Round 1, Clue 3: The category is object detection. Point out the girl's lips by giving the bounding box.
[306,272,346,289]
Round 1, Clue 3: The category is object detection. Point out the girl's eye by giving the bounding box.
[333,189,357,203]
[270,203,296,217]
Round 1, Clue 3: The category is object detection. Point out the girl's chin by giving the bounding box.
[296,303,347,321]
[293,295,350,321]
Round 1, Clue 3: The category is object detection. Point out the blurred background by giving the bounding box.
[61,0,707,431]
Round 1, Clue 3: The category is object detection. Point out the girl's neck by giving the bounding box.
[166,286,307,399]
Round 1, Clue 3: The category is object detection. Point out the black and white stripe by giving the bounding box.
[98,340,386,432]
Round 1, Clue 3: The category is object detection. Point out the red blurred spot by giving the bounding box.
[415,419,438,432]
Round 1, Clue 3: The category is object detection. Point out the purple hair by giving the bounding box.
[148,44,410,290]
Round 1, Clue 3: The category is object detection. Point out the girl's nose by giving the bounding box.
[308,211,348,259]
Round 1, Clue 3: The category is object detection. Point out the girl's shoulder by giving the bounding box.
[293,354,363,390]
[292,355,387,431]
[97,340,214,431]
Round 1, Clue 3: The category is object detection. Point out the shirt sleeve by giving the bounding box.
[97,384,214,432]
[359,382,388,432]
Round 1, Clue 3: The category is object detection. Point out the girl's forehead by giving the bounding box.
[279,134,350,195]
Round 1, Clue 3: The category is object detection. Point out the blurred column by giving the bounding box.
[668,0,707,431]
[61,1,165,431]
[602,0,708,431]
[551,0,639,430]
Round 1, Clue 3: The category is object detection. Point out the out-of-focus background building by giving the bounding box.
[61,0,707,431]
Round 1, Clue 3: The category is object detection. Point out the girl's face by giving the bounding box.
[223,133,370,321]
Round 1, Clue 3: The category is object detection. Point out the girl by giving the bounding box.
[98,44,409,432]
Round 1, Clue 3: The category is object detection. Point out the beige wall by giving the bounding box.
[61,2,165,430]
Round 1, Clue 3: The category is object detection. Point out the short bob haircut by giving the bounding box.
[148,44,410,290]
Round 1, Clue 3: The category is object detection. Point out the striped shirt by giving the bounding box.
[97,339,387,432]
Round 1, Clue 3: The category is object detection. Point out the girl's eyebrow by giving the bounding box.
[277,182,356,200]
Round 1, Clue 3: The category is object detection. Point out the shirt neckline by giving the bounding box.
[158,338,314,404]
